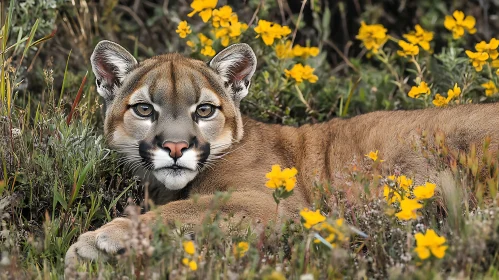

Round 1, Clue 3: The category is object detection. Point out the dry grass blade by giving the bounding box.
[66,71,88,125]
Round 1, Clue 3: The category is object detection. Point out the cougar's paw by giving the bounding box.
[65,218,132,266]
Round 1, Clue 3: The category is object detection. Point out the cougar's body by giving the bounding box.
[65,41,499,266]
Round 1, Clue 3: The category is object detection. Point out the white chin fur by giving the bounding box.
[151,148,200,190]
[153,169,198,190]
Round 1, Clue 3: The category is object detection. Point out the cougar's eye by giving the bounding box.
[196,104,216,118]
[132,103,154,117]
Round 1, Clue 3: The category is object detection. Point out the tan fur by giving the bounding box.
[66,42,499,267]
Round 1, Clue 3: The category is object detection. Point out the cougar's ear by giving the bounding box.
[91,40,137,101]
[209,43,257,104]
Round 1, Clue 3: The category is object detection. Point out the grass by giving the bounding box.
[2,1,499,279]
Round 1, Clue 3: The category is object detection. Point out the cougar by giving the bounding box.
[65,40,499,264]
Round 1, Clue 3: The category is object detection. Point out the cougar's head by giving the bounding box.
[91,41,256,190]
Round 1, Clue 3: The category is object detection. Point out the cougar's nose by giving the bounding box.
[162,141,189,160]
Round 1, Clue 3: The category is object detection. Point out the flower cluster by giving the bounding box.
[383,175,436,221]
[180,1,321,87]
[212,5,247,47]
[253,21,319,85]
[285,64,318,84]
[397,40,419,57]
[414,229,448,260]
[396,199,422,220]
[265,164,297,204]
[466,38,499,72]
[211,5,234,28]
[176,21,192,38]
[357,10,499,104]
[463,38,499,96]
[403,24,433,51]
[444,10,476,39]
[233,241,249,258]
[300,208,347,247]
[482,81,498,96]
[356,21,388,54]
[254,19,291,46]
[199,34,216,56]
[408,81,431,99]
[432,83,461,107]
[182,241,198,271]
[275,41,320,60]
[397,25,434,58]
[181,1,247,57]
[300,208,326,229]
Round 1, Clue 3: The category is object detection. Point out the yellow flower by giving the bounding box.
[198,33,213,46]
[292,45,320,59]
[475,38,499,60]
[183,241,196,255]
[233,242,249,258]
[413,182,436,200]
[482,81,498,97]
[399,176,413,190]
[383,185,403,204]
[397,40,419,57]
[264,271,286,280]
[197,34,216,57]
[356,21,388,54]
[444,10,476,39]
[313,219,346,247]
[275,40,294,59]
[273,24,292,38]
[254,20,291,46]
[182,257,198,270]
[300,208,326,229]
[365,150,384,162]
[186,40,195,48]
[395,199,422,220]
[433,83,461,107]
[466,50,489,71]
[176,21,192,39]
[414,229,448,259]
[265,165,298,191]
[492,59,499,75]
[388,175,413,191]
[285,63,318,84]
[212,5,234,28]
[187,0,217,22]
[403,24,433,51]
[408,81,431,98]
[215,15,247,47]
[188,260,198,271]
[447,83,461,99]
[201,46,216,57]
[432,94,449,107]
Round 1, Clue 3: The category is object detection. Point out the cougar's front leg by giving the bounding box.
[65,190,279,266]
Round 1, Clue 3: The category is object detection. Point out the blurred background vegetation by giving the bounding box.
[13,0,499,123]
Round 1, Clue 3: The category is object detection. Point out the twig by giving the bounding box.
[277,0,285,24]
[324,39,359,73]
[247,0,264,27]
[290,0,308,48]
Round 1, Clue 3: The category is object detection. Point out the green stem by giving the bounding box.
[376,50,405,94]
[487,62,493,80]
